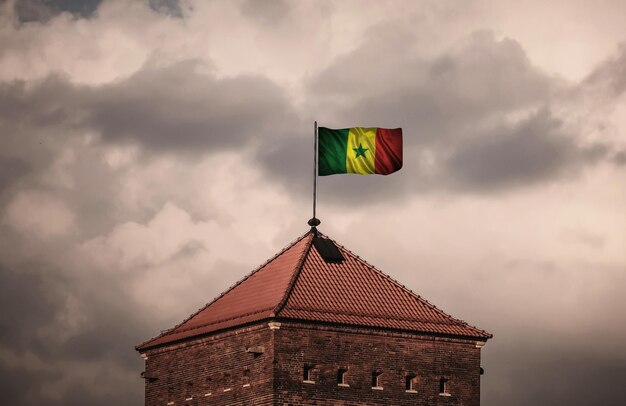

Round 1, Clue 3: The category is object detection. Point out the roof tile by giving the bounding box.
[137,230,491,351]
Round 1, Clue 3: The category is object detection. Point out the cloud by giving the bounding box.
[12,0,103,23]
[444,109,609,191]
[582,43,626,100]
[503,357,626,406]
[148,0,183,18]
[3,190,75,238]
[85,60,300,152]
[240,0,290,25]
[0,262,65,354]
[307,30,558,140]
[614,150,626,165]
[11,0,184,23]
[0,60,300,154]
[484,337,626,406]
[0,156,31,195]
[0,267,146,405]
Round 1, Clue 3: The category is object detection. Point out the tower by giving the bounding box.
[136,230,492,405]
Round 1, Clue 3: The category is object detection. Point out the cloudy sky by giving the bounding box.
[1,0,625,404]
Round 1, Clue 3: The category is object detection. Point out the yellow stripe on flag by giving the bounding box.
[346,128,376,174]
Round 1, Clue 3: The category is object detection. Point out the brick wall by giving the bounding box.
[139,320,483,406]
[273,322,482,406]
[142,323,275,406]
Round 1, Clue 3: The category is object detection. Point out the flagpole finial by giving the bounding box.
[308,217,321,229]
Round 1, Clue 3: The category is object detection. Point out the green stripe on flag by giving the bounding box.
[318,128,349,175]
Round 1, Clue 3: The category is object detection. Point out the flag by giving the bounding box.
[318,127,402,176]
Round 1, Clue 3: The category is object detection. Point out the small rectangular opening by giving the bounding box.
[313,237,344,263]
[371,371,382,388]
[405,374,417,391]
[303,365,314,383]
[439,377,449,395]
[337,368,348,385]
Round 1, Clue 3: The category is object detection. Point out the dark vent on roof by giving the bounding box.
[313,237,344,263]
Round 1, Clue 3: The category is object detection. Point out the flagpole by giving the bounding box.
[308,121,321,230]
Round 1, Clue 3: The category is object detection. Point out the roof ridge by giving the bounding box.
[272,231,315,316]
[136,230,313,351]
[322,233,492,338]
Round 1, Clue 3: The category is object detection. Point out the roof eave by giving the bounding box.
[136,316,278,352]
[272,317,492,342]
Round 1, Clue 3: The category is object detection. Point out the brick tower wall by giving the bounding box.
[273,322,482,406]
[141,323,275,406]
[140,320,484,406]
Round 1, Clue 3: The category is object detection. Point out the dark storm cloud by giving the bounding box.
[148,0,183,18]
[507,357,626,406]
[13,0,102,22]
[484,339,626,406]
[12,0,185,23]
[0,156,30,195]
[13,0,57,23]
[0,231,154,405]
[0,77,81,212]
[258,136,309,191]
[0,60,303,242]
[0,60,299,154]
[85,60,299,152]
[444,110,608,191]
[0,74,80,128]
[0,262,63,354]
[481,312,626,406]
[0,362,60,406]
[307,30,557,144]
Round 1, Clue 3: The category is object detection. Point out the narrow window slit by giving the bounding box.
[405,374,417,392]
[439,377,450,395]
[371,371,383,389]
[337,368,348,386]
[303,364,315,383]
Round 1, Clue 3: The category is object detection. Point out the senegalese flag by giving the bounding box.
[318,127,402,176]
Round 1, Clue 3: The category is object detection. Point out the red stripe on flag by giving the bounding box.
[375,128,403,175]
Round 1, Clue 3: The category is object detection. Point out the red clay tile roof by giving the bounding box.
[137,230,491,351]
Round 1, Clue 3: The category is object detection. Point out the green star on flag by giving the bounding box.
[353,143,369,158]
